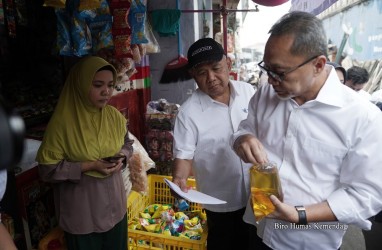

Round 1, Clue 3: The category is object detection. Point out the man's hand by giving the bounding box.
[266,195,299,223]
[233,134,268,164]
[172,176,189,192]
[266,196,337,224]
[171,158,193,198]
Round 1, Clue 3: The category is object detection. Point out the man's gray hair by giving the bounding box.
[269,11,328,58]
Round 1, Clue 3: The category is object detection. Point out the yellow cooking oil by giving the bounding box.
[250,162,283,222]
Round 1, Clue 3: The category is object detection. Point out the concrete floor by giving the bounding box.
[341,219,382,250]
[341,225,366,250]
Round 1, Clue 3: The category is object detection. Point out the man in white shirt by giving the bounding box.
[231,11,382,250]
[345,66,371,100]
[172,38,256,250]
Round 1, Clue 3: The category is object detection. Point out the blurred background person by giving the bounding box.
[327,61,346,83]
[345,66,371,100]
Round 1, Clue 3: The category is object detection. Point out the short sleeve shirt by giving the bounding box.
[173,80,255,212]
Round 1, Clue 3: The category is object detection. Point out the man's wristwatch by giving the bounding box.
[295,205,308,225]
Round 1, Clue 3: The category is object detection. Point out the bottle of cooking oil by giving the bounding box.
[250,162,283,222]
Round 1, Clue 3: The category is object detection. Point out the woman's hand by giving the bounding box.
[81,157,125,175]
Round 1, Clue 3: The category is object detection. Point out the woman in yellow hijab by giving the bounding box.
[36,56,133,250]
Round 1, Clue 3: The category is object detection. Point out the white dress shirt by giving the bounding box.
[173,80,255,212]
[359,89,371,101]
[232,69,382,249]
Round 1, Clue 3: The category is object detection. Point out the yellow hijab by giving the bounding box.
[36,56,127,178]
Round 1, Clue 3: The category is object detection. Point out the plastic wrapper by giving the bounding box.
[97,48,135,77]
[113,29,133,58]
[144,223,163,233]
[131,44,142,63]
[146,99,179,115]
[55,9,72,56]
[184,217,199,227]
[44,0,65,8]
[174,199,189,211]
[78,0,101,10]
[180,230,201,240]
[161,211,174,223]
[152,205,173,219]
[138,44,146,58]
[126,67,138,79]
[128,152,148,193]
[174,211,189,221]
[109,0,130,30]
[140,212,151,219]
[185,223,203,234]
[128,0,148,44]
[121,166,132,193]
[146,130,174,162]
[144,19,160,54]
[129,132,155,171]
[71,10,92,56]
[86,0,113,53]
[169,219,185,236]
[130,203,205,240]
[144,204,161,214]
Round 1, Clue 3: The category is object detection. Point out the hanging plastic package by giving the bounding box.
[62,0,90,56]
[70,10,92,56]
[144,18,160,54]
[55,9,72,56]
[113,29,133,58]
[128,0,148,44]
[44,0,65,8]
[110,0,130,30]
[109,0,132,58]
[86,0,113,54]
[78,0,101,11]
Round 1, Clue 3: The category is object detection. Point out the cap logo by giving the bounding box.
[192,45,213,57]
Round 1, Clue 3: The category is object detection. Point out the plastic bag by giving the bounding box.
[121,166,132,193]
[129,132,155,171]
[128,0,148,44]
[128,152,148,193]
[144,19,160,54]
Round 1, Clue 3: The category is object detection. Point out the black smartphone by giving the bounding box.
[103,156,125,162]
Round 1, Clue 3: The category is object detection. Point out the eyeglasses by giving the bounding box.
[257,55,320,82]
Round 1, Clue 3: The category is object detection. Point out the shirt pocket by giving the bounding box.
[298,136,348,180]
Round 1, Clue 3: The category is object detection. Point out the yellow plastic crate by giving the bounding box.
[127,174,207,250]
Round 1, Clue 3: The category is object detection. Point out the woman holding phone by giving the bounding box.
[36,56,133,250]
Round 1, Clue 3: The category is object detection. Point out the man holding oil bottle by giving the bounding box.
[232,11,382,250]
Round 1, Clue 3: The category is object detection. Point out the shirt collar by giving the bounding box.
[198,81,237,111]
[314,67,346,108]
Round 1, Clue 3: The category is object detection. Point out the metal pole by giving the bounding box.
[222,0,228,53]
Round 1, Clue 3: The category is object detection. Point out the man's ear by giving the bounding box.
[226,56,232,70]
[314,55,327,74]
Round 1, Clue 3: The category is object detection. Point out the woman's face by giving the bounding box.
[88,70,114,109]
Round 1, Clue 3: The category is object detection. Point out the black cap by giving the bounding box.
[327,62,346,80]
[187,38,226,69]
